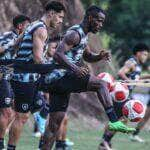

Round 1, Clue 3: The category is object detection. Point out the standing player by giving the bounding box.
[99,43,149,149]
[118,43,149,142]
[0,14,30,150]
[7,2,66,150]
[41,5,135,150]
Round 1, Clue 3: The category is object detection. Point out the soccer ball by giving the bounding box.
[97,72,115,92]
[111,82,129,102]
[122,100,146,122]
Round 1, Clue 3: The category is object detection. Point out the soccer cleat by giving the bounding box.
[99,141,112,150]
[108,121,136,133]
[35,112,47,134]
[130,135,145,143]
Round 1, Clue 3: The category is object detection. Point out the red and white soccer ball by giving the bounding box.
[111,82,129,102]
[122,100,146,122]
[97,72,115,92]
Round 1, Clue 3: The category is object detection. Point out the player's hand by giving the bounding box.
[99,50,111,61]
[73,66,89,77]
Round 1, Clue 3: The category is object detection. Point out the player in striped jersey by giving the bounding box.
[0,14,30,150]
[41,5,135,150]
[7,2,66,150]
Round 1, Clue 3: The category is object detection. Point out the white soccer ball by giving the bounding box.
[122,100,146,122]
[97,72,115,92]
[111,82,129,102]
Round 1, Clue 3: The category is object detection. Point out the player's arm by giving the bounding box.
[118,60,135,80]
[83,45,111,63]
[33,27,47,64]
[0,35,7,54]
[0,47,5,54]
[13,33,24,51]
[54,30,88,77]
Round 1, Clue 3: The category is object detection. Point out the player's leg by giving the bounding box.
[131,105,150,142]
[87,75,135,133]
[0,79,14,149]
[55,114,74,150]
[42,112,66,150]
[99,125,116,150]
[42,93,70,150]
[8,112,30,147]
[7,81,37,149]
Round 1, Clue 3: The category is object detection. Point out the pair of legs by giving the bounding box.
[0,79,14,149]
[41,73,122,150]
[7,81,43,149]
[131,105,150,139]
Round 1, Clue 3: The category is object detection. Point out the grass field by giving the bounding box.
[5,117,150,150]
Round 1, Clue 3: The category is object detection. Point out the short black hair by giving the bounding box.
[85,5,105,18]
[13,14,31,28]
[45,1,66,13]
[133,43,149,55]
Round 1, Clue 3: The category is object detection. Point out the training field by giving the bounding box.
[5,117,150,150]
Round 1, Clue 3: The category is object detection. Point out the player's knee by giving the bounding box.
[63,114,68,126]
[16,113,29,124]
[96,80,108,91]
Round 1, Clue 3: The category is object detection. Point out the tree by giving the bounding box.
[104,0,150,65]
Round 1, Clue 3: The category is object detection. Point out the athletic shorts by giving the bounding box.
[40,72,90,112]
[0,79,13,108]
[30,92,46,113]
[11,80,45,113]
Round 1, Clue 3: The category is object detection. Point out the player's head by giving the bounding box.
[47,37,60,57]
[44,1,66,28]
[84,5,105,33]
[13,14,31,34]
[133,43,149,64]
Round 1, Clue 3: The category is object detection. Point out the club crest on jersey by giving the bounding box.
[22,104,29,111]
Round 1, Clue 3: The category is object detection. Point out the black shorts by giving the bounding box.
[41,72,90,112]
[11,80,44,113]
[30,92,46,113]
[0,79,13,108]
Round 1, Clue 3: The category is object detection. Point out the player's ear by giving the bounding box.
[47,10,55,17]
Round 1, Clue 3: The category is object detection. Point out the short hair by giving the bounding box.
[85,5,105,18]
[45,1,66,13]
[133,43,149,55]
[13,14,31,28]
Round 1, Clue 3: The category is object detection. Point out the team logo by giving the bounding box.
[22,104,29,111]
[36,99,43,106]
[5,98,11,105]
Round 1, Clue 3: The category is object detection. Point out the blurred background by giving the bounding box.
[0,0,149,149]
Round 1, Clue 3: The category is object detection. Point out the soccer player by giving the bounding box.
[0,14,30,149]
[41,5,135,150]
[99,43,149,149]
[118,43,149,142]
[7,2,66,150]
[36,38,74,150]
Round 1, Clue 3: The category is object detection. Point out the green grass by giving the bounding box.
[4,117,150,150]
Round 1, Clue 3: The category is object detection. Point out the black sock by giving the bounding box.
[55,140,66,148]
[103,131,114,143]
[0,138,4,149]
[39,103,49,119]
[133,128,140,136]
[7,144,16,150]
[105,107,118,122]
[38,137,44,149]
